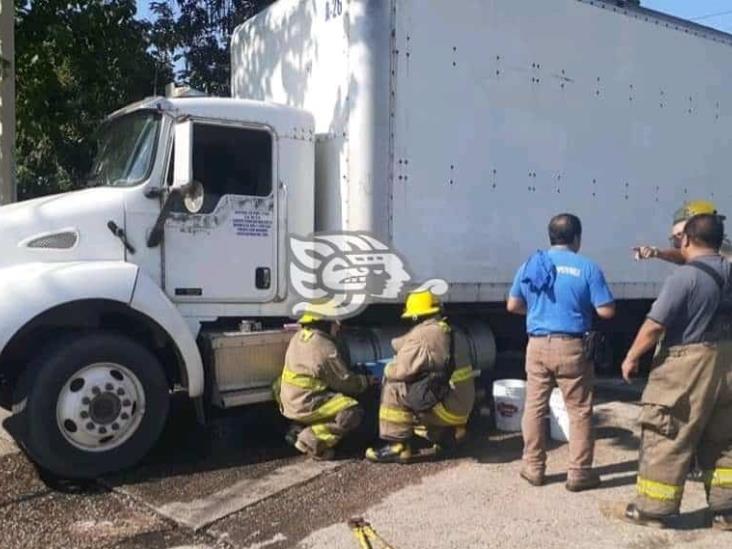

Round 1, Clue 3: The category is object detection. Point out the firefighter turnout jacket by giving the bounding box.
[279,326,368,424]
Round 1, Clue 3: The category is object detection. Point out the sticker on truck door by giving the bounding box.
[232,208,272,237]
[288,232,448,320]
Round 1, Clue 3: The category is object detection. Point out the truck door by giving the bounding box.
[163,121,277,302]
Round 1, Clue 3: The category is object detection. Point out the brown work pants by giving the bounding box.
[634,342,732,517]
[522,336,595,482]
[295,405,364,455]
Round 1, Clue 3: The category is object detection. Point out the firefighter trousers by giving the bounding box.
[634,341,732,517]
[294,402,364,455]
[378,375,471,442]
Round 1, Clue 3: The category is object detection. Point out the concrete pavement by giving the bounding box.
[298,405,724,549]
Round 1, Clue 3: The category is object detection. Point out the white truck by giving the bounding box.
[1,0,731,478]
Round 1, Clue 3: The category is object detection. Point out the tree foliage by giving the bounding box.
[152,0,274,96]
[15,0,170,199]
[14,0,272,199]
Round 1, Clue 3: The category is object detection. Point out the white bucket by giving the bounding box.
[549,388,570,442]
[492,379,526,432]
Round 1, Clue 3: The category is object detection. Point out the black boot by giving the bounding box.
[284,423,304,447]
[712,512,732,531]
[622,503,669,529]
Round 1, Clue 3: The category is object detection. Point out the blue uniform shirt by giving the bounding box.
[509,247,614,336]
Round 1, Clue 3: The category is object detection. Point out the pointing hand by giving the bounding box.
[633,246,658,261]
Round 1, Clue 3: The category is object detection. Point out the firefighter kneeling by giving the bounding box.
[366,290,475,463]
[276,310,369,460]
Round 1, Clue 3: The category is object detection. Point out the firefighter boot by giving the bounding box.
[365,441,413,464]
[620,503,669,529]
[285,424,304,447]
[712,512,732,531]
[294,439,335,461]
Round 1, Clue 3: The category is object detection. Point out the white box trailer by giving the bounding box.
[233,0,732,302]
[2,0,732,478]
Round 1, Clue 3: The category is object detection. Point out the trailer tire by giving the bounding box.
[12,332,170,479]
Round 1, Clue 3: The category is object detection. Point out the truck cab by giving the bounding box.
[114,96,315,314]
[0,95,317,477]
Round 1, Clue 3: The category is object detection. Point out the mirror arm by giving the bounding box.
[147,188,182,248]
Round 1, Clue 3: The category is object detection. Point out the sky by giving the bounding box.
[643,0,732,32]
[136,1,732,32]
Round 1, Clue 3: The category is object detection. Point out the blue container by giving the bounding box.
[363,357,393,379]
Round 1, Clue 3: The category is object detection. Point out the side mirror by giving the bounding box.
[172,121,205,214]
[144,120,194,200]
[172,120,193,190]
[146,121,205,247]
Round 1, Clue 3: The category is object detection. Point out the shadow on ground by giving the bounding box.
[5,379,648,500]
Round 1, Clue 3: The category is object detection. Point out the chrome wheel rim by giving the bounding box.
[56,363,146,452]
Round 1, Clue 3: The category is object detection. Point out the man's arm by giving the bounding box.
[595,303,616,320]
[633,246,685,265]
[318,340,368,395]
[320,352,369,395]
[621,267,688,383]
[507,296,527,315]
[588,263,616,319]
[384,338,430,382]
[621,318,665,382]
[507,267,527,315]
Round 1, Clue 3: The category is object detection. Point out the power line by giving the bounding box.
[690,9,732,22]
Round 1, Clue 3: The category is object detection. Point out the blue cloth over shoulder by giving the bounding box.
[521,250,557,294]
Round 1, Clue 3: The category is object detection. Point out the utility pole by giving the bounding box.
[0,0,16,205]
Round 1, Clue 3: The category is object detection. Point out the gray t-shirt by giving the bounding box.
[648,254,731,347]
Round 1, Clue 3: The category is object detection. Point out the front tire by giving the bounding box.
[13,332,170,478]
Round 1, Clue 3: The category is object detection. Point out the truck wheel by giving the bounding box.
[13,332,170,479]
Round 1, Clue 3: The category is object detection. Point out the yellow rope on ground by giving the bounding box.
[348,517,397,549]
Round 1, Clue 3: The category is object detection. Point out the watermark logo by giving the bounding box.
[288,232,448,319]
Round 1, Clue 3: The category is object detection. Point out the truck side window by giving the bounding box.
[180,123,273,214]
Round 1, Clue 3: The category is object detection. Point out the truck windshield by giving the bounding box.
[88,111,161,187]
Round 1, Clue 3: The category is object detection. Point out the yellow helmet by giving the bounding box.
[401,290,441,319]
[673,200,725,224]
[297,301,340,324]
[298,312,322,325]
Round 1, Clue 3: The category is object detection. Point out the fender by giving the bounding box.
[0,262,204,398]
[0,262,137,354]
[130,271,204,397]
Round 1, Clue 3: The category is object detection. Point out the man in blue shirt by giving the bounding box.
[507,213,615,492]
